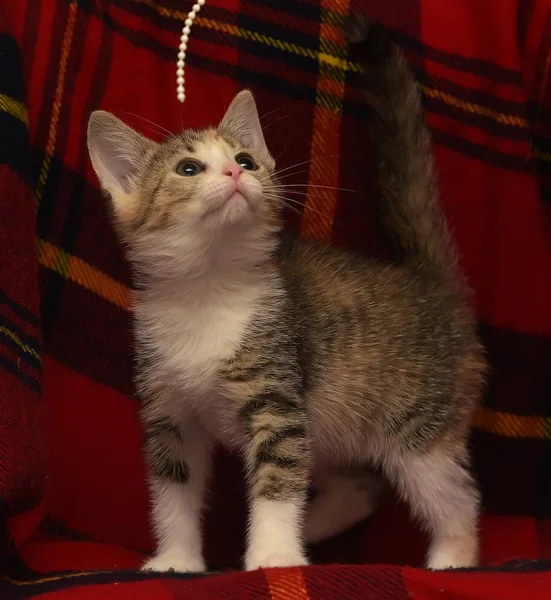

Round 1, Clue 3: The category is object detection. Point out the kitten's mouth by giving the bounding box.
[228,190,249,204]
[203,190,251,220]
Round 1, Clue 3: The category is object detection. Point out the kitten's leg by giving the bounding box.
[241,393,311,571]
[385,444,480,569]
[141,417,212,573]
[305,471,382,545]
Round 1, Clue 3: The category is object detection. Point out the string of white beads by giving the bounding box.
[177,0,206,103]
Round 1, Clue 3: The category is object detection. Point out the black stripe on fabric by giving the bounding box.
[237,14,321,51]
[538,183,551,203]
[516,0,535,52]
[344,87,531,145]
[0,498,15,562]
[0,331,41,373]
[40,10,113,342]
[532,134,551,156]
[0,114,32,185]
[479,323,551,417]
[388,27,524,87]
[0,35,26,102]
[431,128,534,173]
[538,438,551,519]
[0,289,39,329]
[0,312,41,357]
[234,64,317,104]
[413,69,527,123]
[435,560,551,573]
[232,36,319,78]
[19,0,42,84]
[423,96,531,143]
[0,568,207,600]
[117,0,238,32]
[0,353,41,394]
[246,0,321,20]
[31,0,70,181]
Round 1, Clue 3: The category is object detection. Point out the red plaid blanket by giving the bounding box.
[1,0,551,598]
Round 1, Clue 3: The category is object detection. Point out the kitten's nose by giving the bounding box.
[223,165,244,181]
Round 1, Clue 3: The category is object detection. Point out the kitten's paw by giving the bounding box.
[141,553,206,573]
[245,549,308,571]
[426,535,479,570]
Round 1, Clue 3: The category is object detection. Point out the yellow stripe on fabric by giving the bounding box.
[265,568,310,600]
[0,94,28,124]
[37,239,131,310]
[300,2,348,243]
[419,84,528,128]
[35,0,78,206]
[0,572,99,586]
[473,407,551,440]
[130,0,361,74]
[0,326,40,362]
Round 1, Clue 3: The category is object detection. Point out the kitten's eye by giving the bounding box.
[176,161,203,177]
[235,154,257,171]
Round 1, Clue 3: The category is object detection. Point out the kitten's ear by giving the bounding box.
[218,90,270,158]
[87,111,156,221]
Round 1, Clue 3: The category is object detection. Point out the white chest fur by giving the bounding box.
[135,277,269,443]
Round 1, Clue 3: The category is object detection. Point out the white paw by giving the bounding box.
[427,536,478,570]
[141,553,206,573]
[245,549,308,571]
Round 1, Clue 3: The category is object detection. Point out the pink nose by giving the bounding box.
[223,165,244,181]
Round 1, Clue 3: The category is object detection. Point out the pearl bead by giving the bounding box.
[176,0,206,103]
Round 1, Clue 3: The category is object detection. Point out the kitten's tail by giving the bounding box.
[347,17,458,279]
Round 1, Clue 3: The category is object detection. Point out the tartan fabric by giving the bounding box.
[1,0,551,597]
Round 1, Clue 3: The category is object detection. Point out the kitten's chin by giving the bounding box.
[224,191,253,222]
[203,190,255,225]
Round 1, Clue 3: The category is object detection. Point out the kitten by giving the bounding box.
[87,19,486,572]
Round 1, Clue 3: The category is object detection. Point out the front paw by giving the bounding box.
[245,549,309,571]
[141,553,206,573]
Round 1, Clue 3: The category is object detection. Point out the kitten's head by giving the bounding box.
[87,91,281,275]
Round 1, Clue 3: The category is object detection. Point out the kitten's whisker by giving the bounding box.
[261,168,312,182]
[118,111,176,139]
[126,123,175,139]
[274,184,361,194]
[264,115,291,129]
[273,147,290,163]
[272,154,339,177]
[264,196,303,219]
[259,107,285,121]
[264,188,336,200]
[264,193,342,225]
[284,198,337,222]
